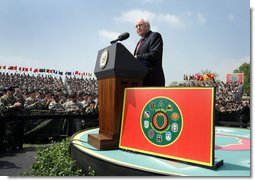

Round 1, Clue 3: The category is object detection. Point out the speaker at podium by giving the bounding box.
[88,43,147,150]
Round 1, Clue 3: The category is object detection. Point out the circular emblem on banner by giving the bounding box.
[141,97,183,147]
[230,74,239,83]
[99,49,109,69]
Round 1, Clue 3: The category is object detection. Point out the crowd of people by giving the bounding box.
[0,72,99,150]
[0,72,98,114]
[0,72,250,151]
[0,71,250,117]
[179,80,249,113]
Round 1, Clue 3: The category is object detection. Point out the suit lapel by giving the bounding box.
[134,31,152,55]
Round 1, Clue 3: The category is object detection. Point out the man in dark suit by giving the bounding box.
[134,18,165,87]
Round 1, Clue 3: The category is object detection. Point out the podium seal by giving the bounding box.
[141,97,183,147]
[99,49,109,69]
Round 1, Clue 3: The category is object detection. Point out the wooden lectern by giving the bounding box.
[88,43,147,150]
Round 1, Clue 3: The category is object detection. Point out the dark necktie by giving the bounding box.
[135,38,143,55]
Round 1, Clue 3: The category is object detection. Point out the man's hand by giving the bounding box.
[13,102,22,107]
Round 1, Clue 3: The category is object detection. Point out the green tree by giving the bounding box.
[234,62,250,95]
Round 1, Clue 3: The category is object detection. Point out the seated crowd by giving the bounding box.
[178,80,249,113]
[0,72,250,150]
[0,72,250,115]
[0,72,98,151]
[0,72,98,114]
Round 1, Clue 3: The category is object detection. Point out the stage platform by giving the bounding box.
[70,127,250,176]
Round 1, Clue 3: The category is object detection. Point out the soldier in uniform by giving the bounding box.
[48,94,64,111]
[80,93,90,110]
[24,90,41,110]
[63,92,83,135]
[0,89,6,151]
[47,94,65,137]
[13,86,26,105]
[35,90,53,110]
[0,86,23,150]
[85,100,97,113]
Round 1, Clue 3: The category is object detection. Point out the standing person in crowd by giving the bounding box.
[63,92,83,135]
[80,93,91,111]
[134,17,165,87]
[36,90,53,110]
[13,87,25,105]
[235,83,244,102]
[85,100,97,113]
[48,94,64,111]
[0,87,23,150]
[0,87,23,113]
[24,90,41,110]
[48,94,65,137]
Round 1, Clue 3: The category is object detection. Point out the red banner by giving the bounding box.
[119,87,215,168]
[226,73,244,84]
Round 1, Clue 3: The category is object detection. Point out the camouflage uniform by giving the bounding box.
[85,102,96,113]
[63,100,83,135]
[0,94,23,150]
[0,95,19,114]
[80,99,90,110]
[48,101,64,111]
[24,97,41,110]
[14,90,25,105]
[63,100,83,113]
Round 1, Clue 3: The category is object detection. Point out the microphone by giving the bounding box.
[110,32,130,44]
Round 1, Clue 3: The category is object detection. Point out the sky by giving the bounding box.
[0,0,251,84]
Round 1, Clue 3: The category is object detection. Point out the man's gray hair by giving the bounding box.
[136,17,151,29]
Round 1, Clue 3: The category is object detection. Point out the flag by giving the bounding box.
[119,87,215,168]
[65,71,72,75]
[46,69,52,73]
[8,66,14,70]
[39,68,45,72]
[22,67,28,72]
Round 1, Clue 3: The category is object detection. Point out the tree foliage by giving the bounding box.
[234,62,250,95]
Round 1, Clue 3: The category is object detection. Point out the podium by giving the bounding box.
[88,43,147,150]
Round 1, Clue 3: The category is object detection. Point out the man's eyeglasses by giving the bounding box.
[135,24,145,28]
